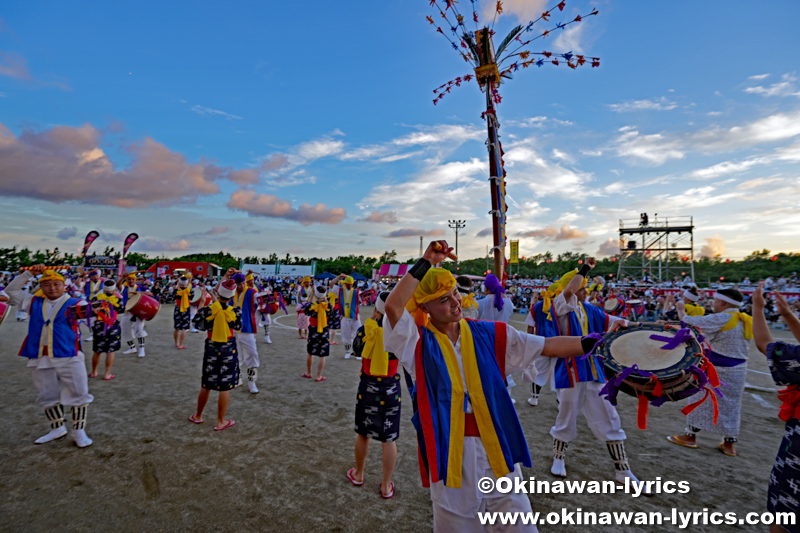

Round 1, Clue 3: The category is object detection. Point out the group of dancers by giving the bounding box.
[3,239,797,532]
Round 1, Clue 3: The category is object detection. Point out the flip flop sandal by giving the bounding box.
[103,374,116,380]
[666,435,697,449]
[213,420,235,431]
[177,346,187,350]
[718,443,737,457]
[380,482,395,499]
[331,342,339,345]
[315,376,327,382]
[346,468,364,486]
[188,414,204,424]
[301,373,313,379]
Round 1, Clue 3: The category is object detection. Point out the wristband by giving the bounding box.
[581,335,600,354]
[409,258,432,282]
[578,264,592,278]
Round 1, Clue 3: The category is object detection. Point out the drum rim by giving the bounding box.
[597,323,703,380]
[125,291,142,311]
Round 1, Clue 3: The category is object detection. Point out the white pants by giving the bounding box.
[259,311,271,325]
[341,317,360,347]
[432,491,538,533]
[121,313,147,344]
[189,305,198,321]
[236,333,259,369]
[532,355,551,388]
[550,381,626,443]
[32,361,94,409]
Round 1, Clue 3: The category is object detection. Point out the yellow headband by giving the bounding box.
[246,273,254,281]
[39,270,65,284]
[559,269,587,291]
[406,268,456,326]
[344,276,354,285]
[302,276,311,283]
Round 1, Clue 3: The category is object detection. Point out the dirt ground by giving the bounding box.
[0,305,793,532]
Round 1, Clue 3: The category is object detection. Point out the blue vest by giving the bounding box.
[541,300,608,389]
[235,288,257,334]
[411,319,531,487]
[19,296,81,359]
[339,287,359,319]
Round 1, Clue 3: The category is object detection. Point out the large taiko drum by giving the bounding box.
[126,292,160,321]
[190,287,210,307]
[603,297,621,314]
[596,323,706,403]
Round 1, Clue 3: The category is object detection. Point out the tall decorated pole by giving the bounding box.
[426,0,600,279]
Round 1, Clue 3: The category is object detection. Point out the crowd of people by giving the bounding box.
[1,242,798,532]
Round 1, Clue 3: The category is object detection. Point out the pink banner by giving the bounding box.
[81,230,100,257]
[122,233,139,258]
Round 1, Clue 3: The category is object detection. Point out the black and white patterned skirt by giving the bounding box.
[174,306,191,330]
[92,320,121,353]
[307,327,330,357]
[354,373,401,442]
[201,338,240,391]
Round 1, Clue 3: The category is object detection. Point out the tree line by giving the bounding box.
[0,246,797,285]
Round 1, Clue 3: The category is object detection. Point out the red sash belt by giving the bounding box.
[465,413,480,437]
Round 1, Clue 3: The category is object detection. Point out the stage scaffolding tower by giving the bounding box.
[617,215,695,283]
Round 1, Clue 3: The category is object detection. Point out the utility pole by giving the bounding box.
[419,236,423,258]
[448,220,466,271]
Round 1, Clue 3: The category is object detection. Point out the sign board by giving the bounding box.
[509,240,519,264]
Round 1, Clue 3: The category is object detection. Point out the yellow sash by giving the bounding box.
[38,297,69,358]
[176,287,192,313]
[685,303,705,317]
[207,302,235,342]
[720,310,753,339]
[362,319,388,375]
[343,288,355,317]
[310,301,329,333]
[96,292,120,309]
[461,293,478,309]
[425,320,511,486]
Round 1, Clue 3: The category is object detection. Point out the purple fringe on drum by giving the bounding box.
[649,327,694,350]
[599,364,652,406]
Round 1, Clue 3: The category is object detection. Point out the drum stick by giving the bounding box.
[432,242,458,261]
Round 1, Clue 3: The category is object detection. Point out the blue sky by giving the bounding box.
[1,0,799,261]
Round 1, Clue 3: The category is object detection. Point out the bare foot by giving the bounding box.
[88,372,99,378]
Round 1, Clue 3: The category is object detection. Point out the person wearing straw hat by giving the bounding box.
[173,276,192,350]
[667,287,752,457]
[347,291,400,499]
[542,260,642,486]
[189,279,241,430]
[384,241,598,532]
[335,274,362,360]
[5,265,94,448]
[89,280,123,380]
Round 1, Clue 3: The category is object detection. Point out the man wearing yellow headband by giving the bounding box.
[117,273,152,358]
[384,242,594,530]
[5,265,94,448]
[333,273,361,359]
[172,276,192,349]
[539,259,645,488]
[667,287,752,457]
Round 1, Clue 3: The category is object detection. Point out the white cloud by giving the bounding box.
[687,157,769,180]
[190,105,243,120]
[691,110,800,151]
[748,74,770,80]
[608,97,678,113]
[553,24,587,54]
[744,74,800,97]
[700,235,726,258]
[613,129,684,165]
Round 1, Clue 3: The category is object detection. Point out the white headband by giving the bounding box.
[682,289,700,302]
[714,293,741,306]
[375,293,388,315]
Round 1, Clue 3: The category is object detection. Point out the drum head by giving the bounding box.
[603,297,618,312]
[625,299,642,305]
[125,292,142,312]
[598,323,702,378]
